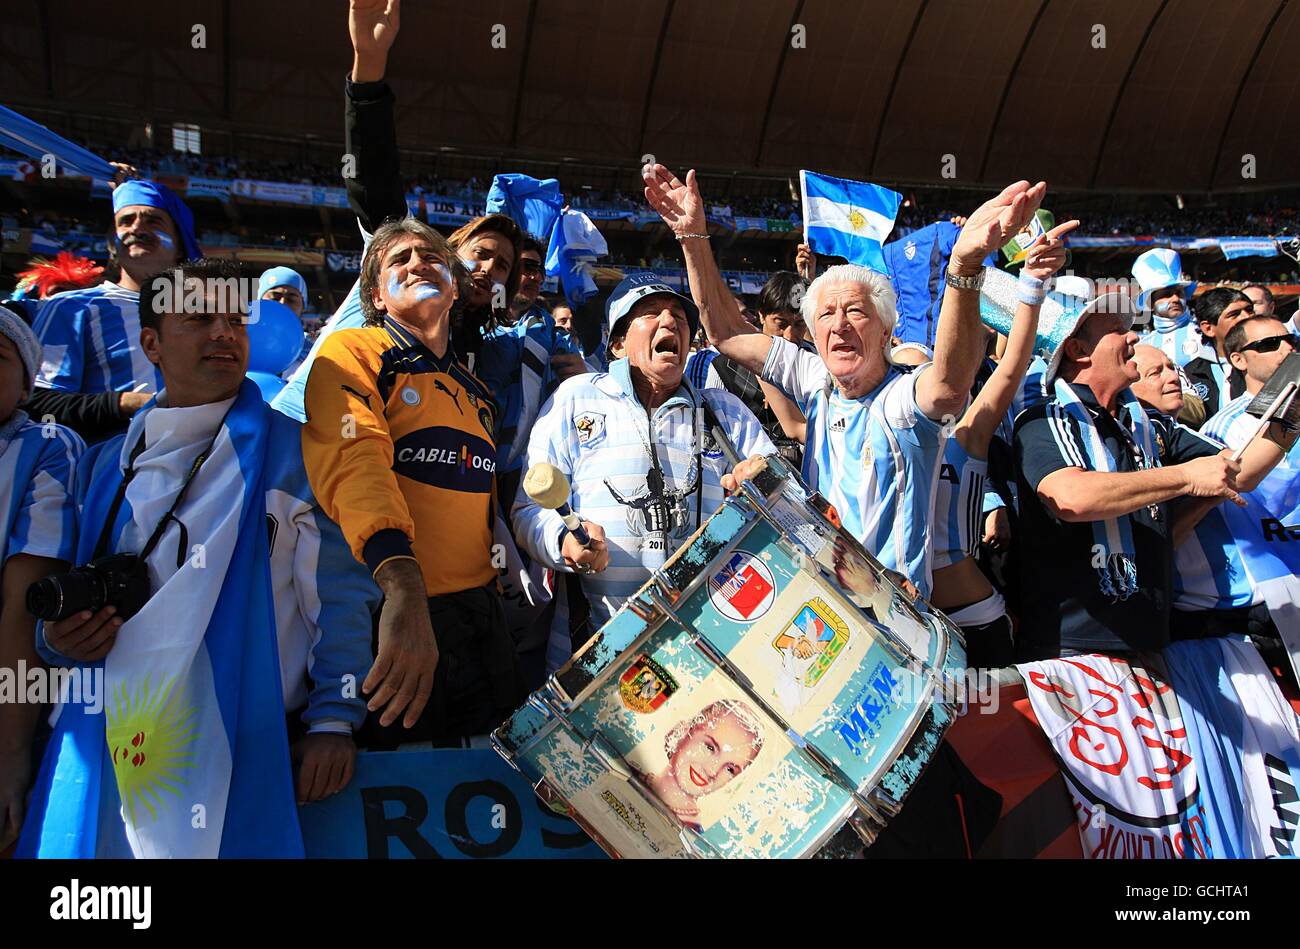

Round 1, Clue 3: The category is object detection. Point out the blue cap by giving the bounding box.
[605,272,699,340]
[257,266,308,303]
[111,179,201,261]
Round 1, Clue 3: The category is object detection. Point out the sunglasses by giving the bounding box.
[520,260,543,274]
[1239,334,1299,355]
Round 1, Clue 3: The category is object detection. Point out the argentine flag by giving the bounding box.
[800,170,902,273]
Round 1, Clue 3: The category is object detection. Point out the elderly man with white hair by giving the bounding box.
[643,163,1046,597]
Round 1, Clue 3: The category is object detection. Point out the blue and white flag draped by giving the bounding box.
[0,105,118,180]
[1049,380,1160,601]
[485,173,564,243]
[1165,637,1300,858]
[800,170,902,273]
[18,381,302,858]
[546,209,608,307]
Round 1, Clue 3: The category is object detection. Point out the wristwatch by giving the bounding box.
[944,267,985,291]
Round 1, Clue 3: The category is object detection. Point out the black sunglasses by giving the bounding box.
[520,260,543,274]
[1239,334,1299,355]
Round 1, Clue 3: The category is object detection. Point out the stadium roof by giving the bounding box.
[3,0,1299,193]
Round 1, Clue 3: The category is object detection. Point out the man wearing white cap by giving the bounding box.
[512,272,774,671]
[1012,288,1276,660]
[1133,248,1200,368]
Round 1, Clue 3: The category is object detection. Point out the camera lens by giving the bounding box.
[25,568,105,622]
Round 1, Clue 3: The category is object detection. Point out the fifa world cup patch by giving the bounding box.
[619,654,678,712]
[574,412,606,446]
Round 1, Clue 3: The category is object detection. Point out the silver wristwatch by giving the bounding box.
[944,267,985,291]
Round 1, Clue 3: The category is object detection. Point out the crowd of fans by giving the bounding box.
[2,0,1300,864]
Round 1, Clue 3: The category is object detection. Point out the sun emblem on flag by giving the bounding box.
[105,674,198,824]
[847,208,867,233]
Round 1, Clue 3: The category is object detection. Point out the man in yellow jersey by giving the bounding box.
[303,217,520,745]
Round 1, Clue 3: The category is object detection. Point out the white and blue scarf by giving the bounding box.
[1049,380,1160,601]
[19,381,302,858]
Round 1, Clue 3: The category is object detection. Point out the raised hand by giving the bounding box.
[350,0,401,82]
[1022,219,1080,283]
[950,180,1048,275]
[642,163,707,238]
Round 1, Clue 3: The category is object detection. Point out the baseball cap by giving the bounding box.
[605,272,700,342]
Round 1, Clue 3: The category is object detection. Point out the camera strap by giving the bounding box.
[92,411,230,567]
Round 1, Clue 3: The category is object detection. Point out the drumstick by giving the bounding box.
[524,462,592,547]
[1231,381,1298,463]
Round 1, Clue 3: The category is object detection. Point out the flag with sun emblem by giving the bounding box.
[800,170,902,274]
[18,381,302,859]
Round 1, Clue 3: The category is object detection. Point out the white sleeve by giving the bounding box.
[760,336,827,411]
[882,365,944,433]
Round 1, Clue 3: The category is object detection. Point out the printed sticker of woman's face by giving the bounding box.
[647,700,764,821]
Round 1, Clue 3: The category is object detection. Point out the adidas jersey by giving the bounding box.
[0,413,83,568]
[761,336,946,597]
[1140,319,1203,368]
[933,437,987,570]
[33,281,163,394]
[302,316,499,596]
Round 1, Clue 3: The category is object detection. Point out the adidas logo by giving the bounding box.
[830,417,847,434]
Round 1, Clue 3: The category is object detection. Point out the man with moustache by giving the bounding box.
[27,180,201,440]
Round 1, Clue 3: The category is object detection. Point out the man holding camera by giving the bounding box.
[18,261,376,858]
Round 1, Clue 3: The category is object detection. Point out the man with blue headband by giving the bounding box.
[26,179,200,441]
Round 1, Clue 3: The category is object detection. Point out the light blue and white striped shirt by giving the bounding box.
[933,437,986,570]
[1141,320,1204,368]
[512,358,774,668]
[1174,395,1300,611]
[0,412,83,569]
[761,336,947,597]
[32,281,163,394]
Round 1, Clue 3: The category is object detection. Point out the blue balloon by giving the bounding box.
[246,370,286,402]
[247,298,305,375]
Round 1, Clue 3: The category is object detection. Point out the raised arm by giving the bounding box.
[346,0,408,232]
[955,220,1078,457]
[642,164,773,375]
[921,181,1047,421]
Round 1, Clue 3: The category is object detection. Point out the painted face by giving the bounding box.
[621,294,691,393]
[811,282,888,390]
[1131,344,1183,415]
[113,205,181,276]
[1149,286,1185,318]
[668,707,761,800]
[458,233,515,308]
[371,236,456,324]
[262,285,304,316]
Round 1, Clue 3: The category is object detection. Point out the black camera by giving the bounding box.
[26,553,152,623]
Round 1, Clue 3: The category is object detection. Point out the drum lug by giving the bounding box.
[846,812,882,848]
[868,786,902,818]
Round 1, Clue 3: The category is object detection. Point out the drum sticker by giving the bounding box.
[772,598,849,689]
[619,654,678,713]
[707,550,777,622]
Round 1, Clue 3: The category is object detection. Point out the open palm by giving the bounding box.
[642,163,706,237]
[952,180,1048,271]
[350,0,401,59]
